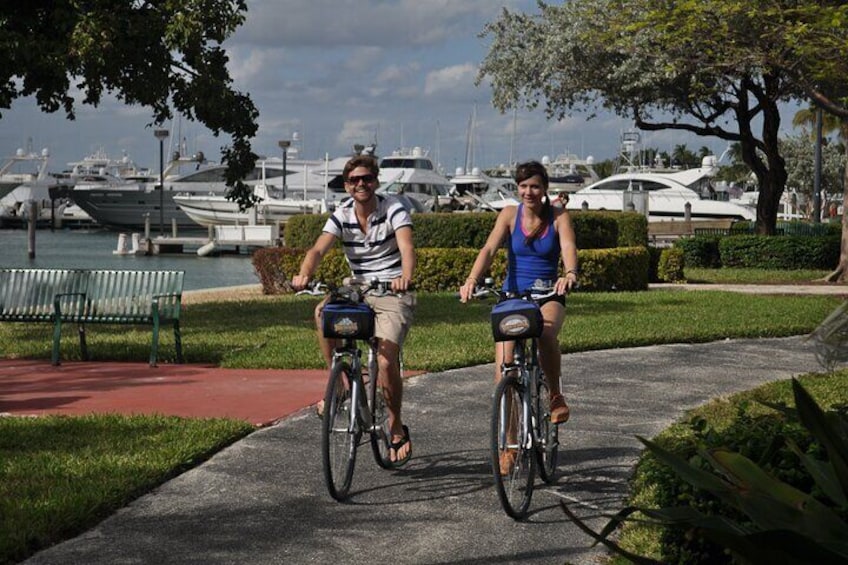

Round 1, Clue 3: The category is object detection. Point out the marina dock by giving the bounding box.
[114,223,280,256]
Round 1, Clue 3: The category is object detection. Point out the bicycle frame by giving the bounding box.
[331,336,380,435]
[496,338,540,453]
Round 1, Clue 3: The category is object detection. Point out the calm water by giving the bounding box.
[0,228,259,291]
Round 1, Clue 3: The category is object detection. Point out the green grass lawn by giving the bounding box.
[0,283,845,563]
[684,267,831,284]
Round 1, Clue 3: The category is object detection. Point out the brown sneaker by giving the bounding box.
[550,393,570,424]
[499,449,517,475]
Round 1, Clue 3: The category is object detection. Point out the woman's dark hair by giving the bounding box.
[514,160,552,244]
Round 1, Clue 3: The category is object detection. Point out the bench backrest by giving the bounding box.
[0,269,86,318]
[0,269,184,319]
[86,270,183,318]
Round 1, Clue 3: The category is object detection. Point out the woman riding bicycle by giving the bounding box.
[458,160,578,469]
[292,154,416,465]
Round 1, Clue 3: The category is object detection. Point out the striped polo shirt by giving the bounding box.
[322,194,413,281]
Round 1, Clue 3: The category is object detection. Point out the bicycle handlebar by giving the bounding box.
[465,278,559,302]
[295,278,411,300]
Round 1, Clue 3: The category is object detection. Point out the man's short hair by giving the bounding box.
[343,155,380,181]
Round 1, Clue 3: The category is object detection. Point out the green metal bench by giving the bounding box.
[0,268,184,367]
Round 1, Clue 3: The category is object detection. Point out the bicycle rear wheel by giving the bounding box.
[322,360,359,500]
[491,374,535,519]
[535,375,559,484]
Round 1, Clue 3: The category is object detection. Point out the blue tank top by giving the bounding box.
[503,204,560,292]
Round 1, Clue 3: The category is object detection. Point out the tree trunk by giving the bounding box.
[738,87,787,235]
[824,134,848,283]
[755,172,783,235]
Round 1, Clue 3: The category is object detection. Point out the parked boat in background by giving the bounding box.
[68,143,354,231]
[541,152,600,196]
[175,183,329,228]
[0,147,77,227]
[377,147,457,212]
[0,148,51,201]
[566,157,755,222]
[449,167,518,211]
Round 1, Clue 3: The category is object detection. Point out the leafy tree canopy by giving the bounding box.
[0,1,259,207]
[478,0,848,234]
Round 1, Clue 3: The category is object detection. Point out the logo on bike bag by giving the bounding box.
[499,314,532,336]
[332,317,360,336]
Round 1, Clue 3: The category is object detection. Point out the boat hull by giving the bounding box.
[71,188,204,231]
[174,194,326,227]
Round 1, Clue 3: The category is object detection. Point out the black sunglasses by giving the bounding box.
[346,174,376,184]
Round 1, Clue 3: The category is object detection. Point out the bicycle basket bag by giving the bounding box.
[322,302,375,339]
[490,298,543,342]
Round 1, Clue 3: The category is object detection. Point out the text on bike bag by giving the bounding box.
[322,302,376,339]
[490,298,543,342]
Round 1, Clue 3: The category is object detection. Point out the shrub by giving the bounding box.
[657,247,685,283]
[282,210,646,250]
[251,246,649,293]
[674,236,722,268]
[562,378,848,564]
[720,235,840,270]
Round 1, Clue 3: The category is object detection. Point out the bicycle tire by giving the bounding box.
[491,374,535,519]
[535,375,559,484]
[321,360,359,500]
[368,359,394,469]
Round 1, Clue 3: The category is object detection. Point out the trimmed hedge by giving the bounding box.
[252,246,650,293]
[674,233,840,270]
[674,236,722,268]
[283,210,647,250]
[719,235,840,269]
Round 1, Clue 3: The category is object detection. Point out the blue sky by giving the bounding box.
[1,0,801,175]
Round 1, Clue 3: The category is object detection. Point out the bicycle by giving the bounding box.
[297,279,405,501]
[470,278,562,519]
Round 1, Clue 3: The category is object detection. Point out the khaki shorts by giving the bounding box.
[363,292,416,346]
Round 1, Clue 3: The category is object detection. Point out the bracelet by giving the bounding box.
[565,269,579,277]
[465,276,478,284]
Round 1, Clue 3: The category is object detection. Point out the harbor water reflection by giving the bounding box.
[0,228,260,291]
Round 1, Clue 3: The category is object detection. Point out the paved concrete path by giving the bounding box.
[24,336,825,565]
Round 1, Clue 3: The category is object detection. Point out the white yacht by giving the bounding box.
[449,167,519,211]
[0,148,51,200]
[0,148,76,225]
[377,147,456,212]
[541,152,600,195]
[566,158,756,222]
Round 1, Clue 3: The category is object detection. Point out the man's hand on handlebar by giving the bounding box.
[391,276,413,293]
[291,274,310,291]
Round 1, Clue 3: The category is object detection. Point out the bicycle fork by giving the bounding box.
[497,364,533,452]
[332,345,382,437]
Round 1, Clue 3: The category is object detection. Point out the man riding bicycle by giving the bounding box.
[291,154,416,465]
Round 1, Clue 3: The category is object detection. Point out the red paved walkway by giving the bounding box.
[0,360,330,426]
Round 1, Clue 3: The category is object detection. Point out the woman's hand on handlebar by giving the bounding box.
[458,279,476,303]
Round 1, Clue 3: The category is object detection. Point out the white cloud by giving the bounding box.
[423,63,477,97]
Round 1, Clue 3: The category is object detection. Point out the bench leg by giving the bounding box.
[78,323,89,361]
[150,319,160,367]
[52,319,62,366]
[174,320,183,364]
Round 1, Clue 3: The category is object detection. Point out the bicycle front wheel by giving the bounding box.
[491,374,535,520]
[322,360,359,500]
[368,367,394,469]
[535,375,559,484]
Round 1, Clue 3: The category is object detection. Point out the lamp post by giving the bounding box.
[154,129,169,235]
[278,140,290,197]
